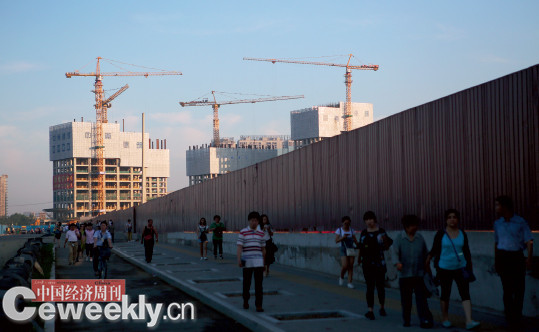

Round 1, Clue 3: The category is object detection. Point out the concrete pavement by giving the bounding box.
[112,241,538,332]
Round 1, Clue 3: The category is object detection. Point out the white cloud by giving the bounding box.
[434,24,465,41]
[478,55,509,64]
[150,111,193,124]
[0,61,44,73]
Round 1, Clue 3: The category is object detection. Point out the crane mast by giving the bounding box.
[180,92,304,147]
[66,57,181,216]
[243,55,378,132]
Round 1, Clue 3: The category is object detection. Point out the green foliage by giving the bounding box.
[0,213,36,226]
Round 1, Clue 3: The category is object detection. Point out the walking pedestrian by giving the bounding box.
[237,211,266,312]
[358,211,393,320]
[494,195,533,327]
[335,216,359,289]
[53,222,62,248]
[126,219,133,242]
[84,223,95,262]
[63,223,80,265]
[209,215,225,260]
[94,221,113,277]
[260,214,276,277]
[109,220,115,243]
[77,224,84,262]
[393,215,433,328]
[141,219,158,263]
[426,209,480,329]
[196,218,209,260]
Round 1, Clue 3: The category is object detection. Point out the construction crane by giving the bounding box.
[243,54,379,132]
[66,57,182,215]
[180,91,304,147]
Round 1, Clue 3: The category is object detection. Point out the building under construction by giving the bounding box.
[0,174,7,217]
[291,101,373,147]
[186,135,293,186]
[49,121,169,220]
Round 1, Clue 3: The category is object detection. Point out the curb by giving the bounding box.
[113,247,285,332]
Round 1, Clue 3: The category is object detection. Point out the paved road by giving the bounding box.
[112,241,539,332]
[54,242,249,331]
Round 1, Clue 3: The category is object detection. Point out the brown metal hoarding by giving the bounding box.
[97,65,539,232]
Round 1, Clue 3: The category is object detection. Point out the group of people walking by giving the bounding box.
[55,220,114,278]
[335,195,533,329]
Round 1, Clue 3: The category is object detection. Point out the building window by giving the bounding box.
[365,111,369,117]
[136,142,142,149]
[85,132,91,138]
[123,141,129,148]
[67,143,70,151]
[52,146,55,153]
[105,133,111,139]
[67,132,71,139]
[62,144,65,151]
[53,135,56,141]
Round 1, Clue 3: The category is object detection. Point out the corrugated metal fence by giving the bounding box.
[95,64,539,233]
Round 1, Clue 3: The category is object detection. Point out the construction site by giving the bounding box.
[50,55,376,219]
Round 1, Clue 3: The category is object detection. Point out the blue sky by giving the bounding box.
[1,1,538,214]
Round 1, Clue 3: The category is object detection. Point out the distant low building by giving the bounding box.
[291,101,373,147]
[186,135,293,186]
[49,121,169,220]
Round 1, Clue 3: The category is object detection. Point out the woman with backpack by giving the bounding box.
[426,209,480,330]
[358,211,393,320]
[196,218,209,260]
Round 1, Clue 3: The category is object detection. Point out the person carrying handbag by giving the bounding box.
[426,209,480,330]
[335,216,359,289]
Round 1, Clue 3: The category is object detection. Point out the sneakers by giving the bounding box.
[220,255,224,260]
[203,257,208,260]
[200,257,204,260]
[379,308,387,317]
[338,277,344,286]
[365,311,375,320]
[347,283,354,289]
[90,257,93,262]
[466,321,480,330]
[441,320,452,328]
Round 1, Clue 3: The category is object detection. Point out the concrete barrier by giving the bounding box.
[159,230,539,317]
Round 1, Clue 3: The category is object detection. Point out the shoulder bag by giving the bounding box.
[445,231,476,283]
[341,228,358,257]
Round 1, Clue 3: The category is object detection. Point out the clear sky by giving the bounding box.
[1,1,538,214]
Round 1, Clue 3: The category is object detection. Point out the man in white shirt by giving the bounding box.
[237,211,266,312]
[64,223,80,265]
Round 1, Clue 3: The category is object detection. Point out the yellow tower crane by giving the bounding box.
[180,91,304,147]
[243,55,378,132]
[66,57,182,215]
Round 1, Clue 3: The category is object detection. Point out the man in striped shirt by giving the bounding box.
[237,211,266,312]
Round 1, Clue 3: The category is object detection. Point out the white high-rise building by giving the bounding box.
[49,121,169,220]
[291,102,373,147]
[0,174,7,217]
